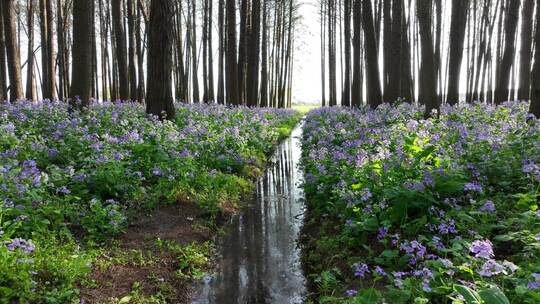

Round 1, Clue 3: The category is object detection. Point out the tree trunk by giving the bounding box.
[328,0,337,106]
[70,0,93,107]
[494,0,520,104]
[2,0,24,101]
[191,0,200,103]
[416,0,438,117]
[0,6,6,100]
[382,0,391,101]
[518,0,533,100]
[246,0,260,106]
[446,0,469,105]
[226,0,238,104]
[112,0,130,99]
[386,0,403,103]
[529,0,540,117]
[342,0,352,107]
[400,8,413,102]
[146,0,175,120]
[237,0,249,105]
[136,1,145,101]
[320,0,326,106]
[260,0,268,107]
[57,0,67,100]
[361,0,382,108]
[207,0,215,102]
[217,0,225,104]
[202,0,209,102]
[351,0,362,107]
[127,0,138,100]
[26,0,37,101]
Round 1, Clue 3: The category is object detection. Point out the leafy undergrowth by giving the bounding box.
[300,101,540,303]
[0,100,301,303]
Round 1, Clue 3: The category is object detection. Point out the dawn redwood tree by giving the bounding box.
[217,0,225,104]
[361,0,382,108]
[342,0,351,107]
[70,0,93,107]
[351,0,362,107]
[26,0,37,101]
[385,0,403,104]
[146,0,175,120]
[2,0,24,101]
[39,0,56,100]
[127,0,138,100]
[226,0,238,105]
[494,0,520,104]
[416,0,438,118]
[246,0,261,107]
[446,0,469,105]
[529,0,540,117]
[0,6,6,100]
[518,0,534,100]
[112,0,130,100]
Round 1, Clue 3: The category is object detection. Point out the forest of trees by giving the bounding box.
[320,0,540,117]
[0,0,298,118]
[0,0,540,119]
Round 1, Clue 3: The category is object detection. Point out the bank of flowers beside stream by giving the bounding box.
[301,102,540,303]
[0,100,300,303]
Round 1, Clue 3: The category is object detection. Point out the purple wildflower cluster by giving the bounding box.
[300,101,540,301]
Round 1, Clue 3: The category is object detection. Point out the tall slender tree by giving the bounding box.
[70,0,93,107]
[341,0,351,107]
[351,0,362,107]
[529,0,540,117]
[446,0,469,105]
[246,0,261,106]
[2,0,24,101]
[127,0,138,100]
[416,0,438,117]
[26,0,37,101]
[112,0,130,100]
[518,0,534,100]
[146,0,175,119]
[0,6,6,100]
[361,0,382,108]
[386,0,403,103]
[494,0,520,104]
[226,0,238,104]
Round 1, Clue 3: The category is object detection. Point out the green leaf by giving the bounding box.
[356,288,382,304]
[478,287,510,304]
[454,285,483,304]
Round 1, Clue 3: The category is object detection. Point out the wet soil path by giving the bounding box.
[192,124,307,304]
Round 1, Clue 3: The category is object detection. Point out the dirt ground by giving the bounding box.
[80,202,215,304]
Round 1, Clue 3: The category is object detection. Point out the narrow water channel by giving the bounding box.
[192,124,307,304]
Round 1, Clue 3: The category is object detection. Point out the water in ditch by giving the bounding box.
[192,124,307,304]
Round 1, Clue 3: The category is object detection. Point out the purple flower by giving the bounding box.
[527,282,540,290]
[57,186,71,194]
[353,263,370,277]
[6,238,36,254]
[479,200,495,213]
[377,227,389,240]
[360,188,372,201]
[470,239,494,259]
[151,167,163,177]
[479,259,504,277]
[345,289,358,296]
[374,266,387,276]
[535,233,540,241]
[464,182,483,193]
